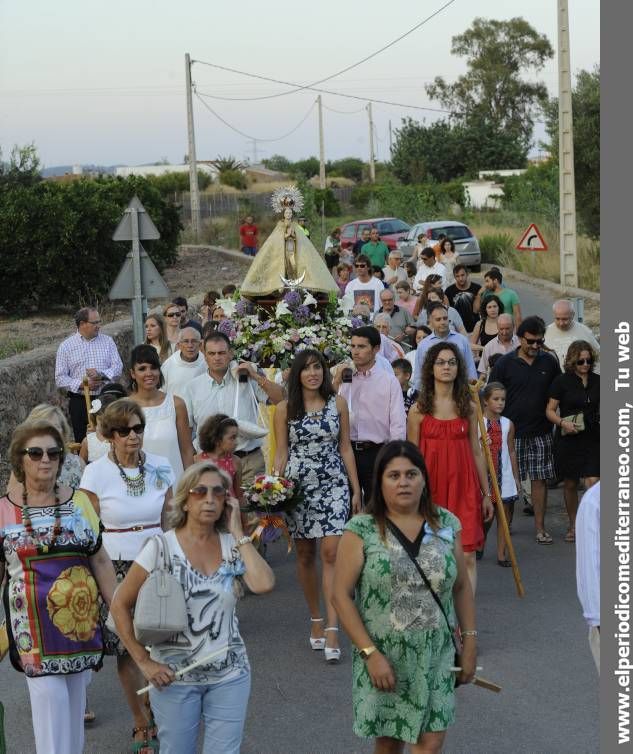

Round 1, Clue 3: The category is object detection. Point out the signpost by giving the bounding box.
[110,197,169,344]
[516,223,548,275]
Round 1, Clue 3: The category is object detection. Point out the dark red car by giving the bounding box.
[340,217,411,252]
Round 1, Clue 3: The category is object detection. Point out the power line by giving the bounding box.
[191,0,457,102]
[194,92,317,143]
[322,103,365,115]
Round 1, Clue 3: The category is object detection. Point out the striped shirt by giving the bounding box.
[55,331,123,394]
[576,482,600,627]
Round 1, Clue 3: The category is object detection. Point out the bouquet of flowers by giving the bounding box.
[242,474,301,549]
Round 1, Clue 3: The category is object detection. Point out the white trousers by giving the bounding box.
[588,626,600,675]
[25,669,91,754]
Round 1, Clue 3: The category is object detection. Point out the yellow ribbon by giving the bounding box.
[251,514,293,553]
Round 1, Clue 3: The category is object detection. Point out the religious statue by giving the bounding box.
[240,186,338,298]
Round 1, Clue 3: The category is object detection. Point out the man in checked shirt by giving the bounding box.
[55,307,123,441]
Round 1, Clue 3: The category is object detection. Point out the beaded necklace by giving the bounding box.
[21,483,62,553]
[111,448,146,497]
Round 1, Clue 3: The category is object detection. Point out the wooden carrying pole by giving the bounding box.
[83,379,95,431]
[469,382,525,598]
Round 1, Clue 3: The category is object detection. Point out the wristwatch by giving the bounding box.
[359,646,377,660]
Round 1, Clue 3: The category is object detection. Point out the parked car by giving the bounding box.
[398,221,481,271]
[340,217,411,252]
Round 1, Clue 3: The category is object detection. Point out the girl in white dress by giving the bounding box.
[128,345,194,484]
[80,383,127,463]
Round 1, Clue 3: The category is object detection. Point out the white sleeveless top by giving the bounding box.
[141,392,185,484]
[87,431,110,462]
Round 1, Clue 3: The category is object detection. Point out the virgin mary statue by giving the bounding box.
[240,186,339,298]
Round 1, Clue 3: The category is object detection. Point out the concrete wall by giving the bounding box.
[0,319,135,487]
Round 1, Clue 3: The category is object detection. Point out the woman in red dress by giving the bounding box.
[407,341,493,593]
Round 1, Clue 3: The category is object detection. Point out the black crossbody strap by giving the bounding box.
[386,519,459,653]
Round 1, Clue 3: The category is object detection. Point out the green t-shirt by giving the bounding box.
[361,240,389,268]
[483,286,520,316]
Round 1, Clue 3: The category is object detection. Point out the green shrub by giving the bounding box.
[219,170,248,190]
[0,337,31,360]
[478,233,515,264]
[313,188,341,217]
[148,170,212,195]
[0,175,182,313]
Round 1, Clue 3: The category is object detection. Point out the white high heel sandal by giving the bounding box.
[309,618,326,650]
[324,627,341,663]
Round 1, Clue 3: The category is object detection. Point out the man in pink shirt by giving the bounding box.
[333,326,406,505]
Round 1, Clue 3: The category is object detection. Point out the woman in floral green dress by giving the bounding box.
[333,441,477,753]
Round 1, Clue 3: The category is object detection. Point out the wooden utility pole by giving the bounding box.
[317,95,326,190]
[367,102,376,183]
[557,0,579,289]
[388,119,393,156]
[185,53,201,241]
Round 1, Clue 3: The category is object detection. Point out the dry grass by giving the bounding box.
[469,219,600,292]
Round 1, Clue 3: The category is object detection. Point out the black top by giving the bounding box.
[352,238,367,256]
[548,371,600,434]
[445,282,481,333]
[489,348,561,437]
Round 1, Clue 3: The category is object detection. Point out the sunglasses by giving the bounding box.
[188,484,227,501]
[354,263,367,269]
[113,424,145,437]
[22,446,63,461]
[576,358,594,366]
[523,337,544,345]
[166,312,181,318]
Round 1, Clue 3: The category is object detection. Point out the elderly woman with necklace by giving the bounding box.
[0,420,116,754]
[80,397,175,753]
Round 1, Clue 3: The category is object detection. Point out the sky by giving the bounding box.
[0,0,600,169]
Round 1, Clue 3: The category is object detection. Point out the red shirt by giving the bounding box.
[239,223,258,248]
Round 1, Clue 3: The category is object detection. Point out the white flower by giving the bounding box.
[89,398,102,414]
[340,293,354,314]
[275,301,292,317]
[216,298,236,317]
[303,292,318,307]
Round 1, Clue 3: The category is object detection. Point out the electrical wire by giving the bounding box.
[191,0,457,102]
[322,103,365,115]
[194,92,317,142]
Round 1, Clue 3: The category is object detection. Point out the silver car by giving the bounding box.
[398,221,482,271]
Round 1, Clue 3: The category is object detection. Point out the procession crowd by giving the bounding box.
[0,227,601,754]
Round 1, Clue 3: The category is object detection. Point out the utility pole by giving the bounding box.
[185,53,201,241]
[557,0,578,289]
[317,95,326,190]
[248,139,260,165]
[388,119,393,156]
[367,102,376,183]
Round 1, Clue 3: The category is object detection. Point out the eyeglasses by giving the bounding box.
[523,337,545,345]
[576,358,594,366]
[188,484,227,501]
[354,263,367,269]
[434,358,458,367]
[113,424,145,437]
[22,447,63,461]
[166,312,181,318]
[87,319,101,325]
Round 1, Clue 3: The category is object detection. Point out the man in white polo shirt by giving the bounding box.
[161,327,207,401]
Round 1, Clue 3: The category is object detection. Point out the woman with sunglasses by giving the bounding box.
[111,461,274,754]
[163,303,182,349]
[407,342,493,594]
[546,340,600,543]
[128,344,194,485]
[80,397,175,752]
[0,419,116,754]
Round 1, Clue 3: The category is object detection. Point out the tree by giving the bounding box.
[327,157,365,182]
[426,17,553,154]
[544,66,600,238]
[262,154,292,173]
[0,144,41,188]
[290,157,320,179]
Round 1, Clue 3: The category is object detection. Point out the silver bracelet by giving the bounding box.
[461,629,478,638]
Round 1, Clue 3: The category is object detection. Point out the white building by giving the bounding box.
[115,163,218,180]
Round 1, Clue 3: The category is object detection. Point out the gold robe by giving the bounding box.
[240,220,339,297]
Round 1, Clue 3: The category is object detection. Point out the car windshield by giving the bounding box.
[430,226,472,241]
[377,220,410,235]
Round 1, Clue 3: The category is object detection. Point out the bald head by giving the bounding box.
[497,313,514,342]
[178,327,202,361]
[552,299,575,330]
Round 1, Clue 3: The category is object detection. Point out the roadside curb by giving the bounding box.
[482,263,600,302]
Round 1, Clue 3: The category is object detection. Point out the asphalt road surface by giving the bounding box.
[0,280,599,753]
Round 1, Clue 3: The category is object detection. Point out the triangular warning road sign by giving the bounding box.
[109,245,170,300]
[516,223,548,251]
[112,196,161,241]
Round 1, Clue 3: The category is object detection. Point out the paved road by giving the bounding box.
[1,281,598,753]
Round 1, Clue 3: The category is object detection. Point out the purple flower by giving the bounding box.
[282,290,302,310]
[351,316,364,329]
[293,305,311,324]
[235,299,254,317]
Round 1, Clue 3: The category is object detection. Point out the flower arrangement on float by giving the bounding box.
[214,289,362,369]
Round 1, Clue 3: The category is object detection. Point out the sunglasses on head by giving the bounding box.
[576,358,594,366]
[523,337,544,345]
[188,484,227,501]
[113,424,145,437]
[22,446,63,461]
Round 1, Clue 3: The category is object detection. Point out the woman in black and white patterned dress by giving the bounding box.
[273,349,361,663]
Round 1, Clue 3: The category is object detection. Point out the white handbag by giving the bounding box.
[133,534,188,645]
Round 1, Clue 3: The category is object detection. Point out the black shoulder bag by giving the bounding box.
[385,519,463,687]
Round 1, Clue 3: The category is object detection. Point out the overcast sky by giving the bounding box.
[0,0,599,168]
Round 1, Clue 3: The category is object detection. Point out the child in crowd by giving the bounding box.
[405,325,431,383]
[239,215,259,256]
[335,263,352,297]
[394,280,417,315]
[479,382,522,567]
[194,413,243,502]
[79,383,127,463]
[392,359,419,415]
